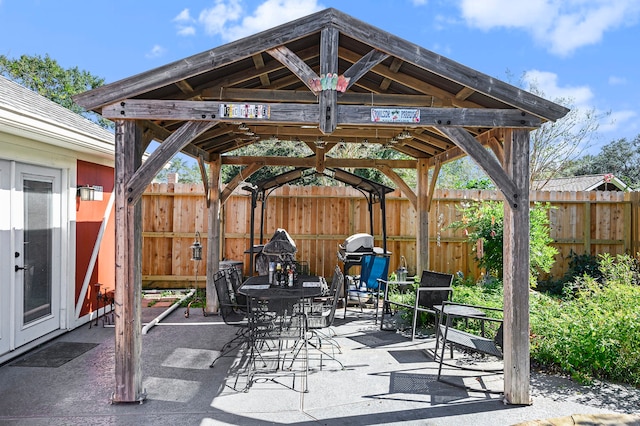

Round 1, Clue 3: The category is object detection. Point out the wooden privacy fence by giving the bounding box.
[141,183,639,288]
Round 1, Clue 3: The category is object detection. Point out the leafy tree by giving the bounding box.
[436,157,495,189]
[566,135,640,189]
[523,79,606,190]
[0,53,111,129]
[447,201,557,285]
[155,157,203,183]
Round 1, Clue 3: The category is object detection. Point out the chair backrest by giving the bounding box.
[360,254,390,290]
[418,270,454,308]
[213,270,238,321]
[225,267,247,308]
[327,265,344,325]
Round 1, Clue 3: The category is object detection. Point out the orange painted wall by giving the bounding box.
[75,160,115,317]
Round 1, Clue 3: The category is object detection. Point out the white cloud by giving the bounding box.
[524,70,638,141]
[198,0,243,37]
[197,0,324,42]
[599,109,637,134]
[459,0,640,56]
[412,0,428,5]
[608,75,626,85]
[145,45,167,59]
[177,26,196,36]
[174,8,197,36]
[523,70,593,106]
[174,8,192,23]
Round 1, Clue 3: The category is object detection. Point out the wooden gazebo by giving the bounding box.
[74,8,569,405]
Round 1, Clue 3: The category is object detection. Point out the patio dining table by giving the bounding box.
[237,274,326,391]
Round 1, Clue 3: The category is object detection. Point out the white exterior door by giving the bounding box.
[0,160,63,351]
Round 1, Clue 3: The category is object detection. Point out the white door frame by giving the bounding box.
[0,160,67,351]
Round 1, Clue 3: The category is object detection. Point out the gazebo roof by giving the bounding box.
[74,8,568,164]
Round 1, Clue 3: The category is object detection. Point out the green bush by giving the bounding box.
[452,253,640,387]
[530,281,640,386]
[447,201,557,285]
[537,250,601,295]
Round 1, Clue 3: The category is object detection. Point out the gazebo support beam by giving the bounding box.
[112,120,145,403]
[503,129,531,405]
[416,158,430,273]
[206,154,222,314]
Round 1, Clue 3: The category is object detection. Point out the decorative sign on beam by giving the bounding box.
[371,108,420,123]
[219,103,270,119]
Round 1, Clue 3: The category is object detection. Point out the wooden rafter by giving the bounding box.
[378,164,417,209]
[125,121,217,204]
[267,45,320,95]
[436,126,518,207]
[220,162,264,204]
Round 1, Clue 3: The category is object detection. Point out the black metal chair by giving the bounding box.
[412,270,455,340]
[209,269,250,367]
[306,266,344,359]
[436,301,504,393]
[381,270,454,340]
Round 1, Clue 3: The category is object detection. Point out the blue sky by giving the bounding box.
[1,0,639,153]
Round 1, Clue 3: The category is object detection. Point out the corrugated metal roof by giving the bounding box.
[0,75,114,144]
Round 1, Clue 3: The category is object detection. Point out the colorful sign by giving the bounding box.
[371,108,420,123]
[219,103,270,119]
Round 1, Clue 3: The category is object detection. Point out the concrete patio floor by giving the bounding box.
[1,304,638,425]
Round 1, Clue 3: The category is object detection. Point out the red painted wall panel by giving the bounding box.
[75,160,115,317]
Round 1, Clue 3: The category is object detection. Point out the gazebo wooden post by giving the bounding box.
[416,158,430,273]
[206,154,222,314]
[502,129,531,405]
[112,120,145,403]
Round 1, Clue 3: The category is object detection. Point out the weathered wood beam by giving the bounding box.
[488,136,505,165]
[206,154,221,314]
[416,158,430,273]
[204,86,439,106]
[455,86,475,101]
[252,53,271,87]
[378,164,416,209]
[319,27,339,134]
[220,162,264,204]
[343,48,390,91]
[425,159,441,213]
[126,121,217,205]
[175,80,202,100]
[73,9,332,110]
[502,129,531,405]
[267,45,320,95]
[436,126,518,207]
[220,155,417,169]
[427,128,504,167]
[102,100,320,124]
[379,57,403,91]
[315,145,326,172]
[338,105,542,128]
[102,99,542,129]
[221,156,310,167]
[112,120,145,403]
[197,154,210,208]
